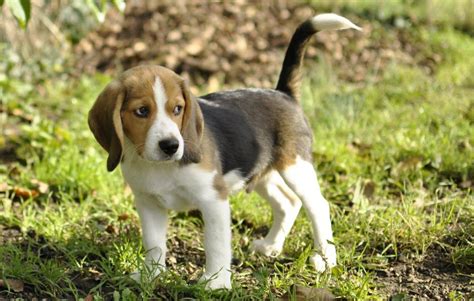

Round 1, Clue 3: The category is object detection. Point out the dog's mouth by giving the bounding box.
[140,150,183,163]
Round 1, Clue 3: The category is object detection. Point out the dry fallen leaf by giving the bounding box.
[392,156,424,177]
[185,38,204,56]
[362,180,376,199]
[105,224,119,235]
[133,42,147,53]
[0,182,9,192]
[460,180,473,189]
[0,279,24,292]
[30,179,49,194]
[11,108,33,121]
[348,139,372,155]
[14,187,39,199]
[118,213,130,221]
[84,294,93,301]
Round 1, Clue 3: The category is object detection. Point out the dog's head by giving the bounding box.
[88,65,204,171]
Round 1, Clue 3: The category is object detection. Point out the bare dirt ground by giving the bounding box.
[75,1,440,89]
[375,246,472,299]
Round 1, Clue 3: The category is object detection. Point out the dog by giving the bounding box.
[88,13,361,289]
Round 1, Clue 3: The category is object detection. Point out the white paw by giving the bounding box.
[199,271,232,290]
[310,245,337,273]
[251,239,283,257]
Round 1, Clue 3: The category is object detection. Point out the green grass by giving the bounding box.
[1,10,473,301]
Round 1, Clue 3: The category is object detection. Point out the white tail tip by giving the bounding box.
[311,13,362,32]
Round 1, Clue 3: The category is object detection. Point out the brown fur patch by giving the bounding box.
[189,126,229,199]
[271,120,301,171]
[88,80,125,171]
[194,131,216,171]
[121,96,157,156]
[179,80,204,164]
[213,175,229,200]
[273,154,297,171]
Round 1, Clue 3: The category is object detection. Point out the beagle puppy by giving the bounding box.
[88,13,361,289]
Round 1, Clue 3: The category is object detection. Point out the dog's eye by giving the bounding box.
[173,105,183,116]
[134,106,149,118]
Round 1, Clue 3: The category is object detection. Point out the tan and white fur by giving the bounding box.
[88,13,361,289]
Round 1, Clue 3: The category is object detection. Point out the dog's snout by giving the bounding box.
[159,138,179,156]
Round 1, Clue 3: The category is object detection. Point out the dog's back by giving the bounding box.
[199,89,311,187]
[197,13,361,187]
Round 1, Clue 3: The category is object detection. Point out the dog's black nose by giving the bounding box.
[159,138,179,156]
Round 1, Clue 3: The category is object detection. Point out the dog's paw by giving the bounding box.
[251,239,283,257]
[199,271,232,290]
[310,245,337,273]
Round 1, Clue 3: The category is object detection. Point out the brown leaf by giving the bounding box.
[11,108,33,121]
[133,42,147,53]
[362,180,376,199]
[30,179,49,194]
[105,224,119,235]
[0,279,24,292]
[457,139,472,151]
[168,255,177,265]
[14,187,39,199]
[392,156,424,177]
[349,139,372,155]
[0,182,9,192]
[460,180,473,189]
[88,268,103,280]
[207,76,220,92]
[84,294,93,301]
[185,38,204,56]
[167,30,182,42]
[118,213,130,221]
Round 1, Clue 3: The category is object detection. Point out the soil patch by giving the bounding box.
[75,1,440,89]
[375,246,473,299]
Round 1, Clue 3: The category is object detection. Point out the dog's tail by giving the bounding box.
[275,13,361,102]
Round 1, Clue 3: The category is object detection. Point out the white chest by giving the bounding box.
[121,159,219,211]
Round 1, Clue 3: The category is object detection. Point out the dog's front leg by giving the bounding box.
[198,200,232,289]
[132,193,168,282]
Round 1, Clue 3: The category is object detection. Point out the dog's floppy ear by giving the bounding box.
[88,80,125,172]
[179,79,203,164]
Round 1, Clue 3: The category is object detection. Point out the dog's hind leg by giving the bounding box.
[278,157,336,273]
[252,170,302,257]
